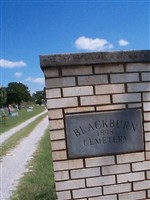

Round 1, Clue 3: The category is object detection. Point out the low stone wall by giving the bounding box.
[40,50,150,200]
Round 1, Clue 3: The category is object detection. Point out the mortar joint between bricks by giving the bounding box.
[124,82,128,93]
[146,188,149,199]
[144,170,147,180]
[70,189,74,199]
[117,193,119,200]
[139,72,142,82]
[107,73,111,84]
[78,96,81,107]
[75,76,78,86]
[59,66,62,77]
[92,64,95,75]
[93,84,96,95]
[124,63,126,72]
[110,94,113,104]
[131,175,134,192]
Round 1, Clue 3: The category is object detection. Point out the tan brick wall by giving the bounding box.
[41,51,150,200]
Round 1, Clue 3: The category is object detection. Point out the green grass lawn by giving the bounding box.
[0,106,46,134]
[11,129,56,200]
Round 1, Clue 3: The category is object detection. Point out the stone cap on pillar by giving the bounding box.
[40,50,150,70]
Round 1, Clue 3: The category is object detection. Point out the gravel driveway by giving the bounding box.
[0,116,49,200]
[1,110,47,144]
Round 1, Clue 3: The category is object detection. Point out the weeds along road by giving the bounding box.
[1,110,47,144]
[0,116,49,200]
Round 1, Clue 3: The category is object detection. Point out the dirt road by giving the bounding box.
[0,116,49,200]
[1,110,47,144]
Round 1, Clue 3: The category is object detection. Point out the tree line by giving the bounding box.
[0,82,45,108]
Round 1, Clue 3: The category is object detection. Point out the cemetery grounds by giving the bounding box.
[0,106,56,200]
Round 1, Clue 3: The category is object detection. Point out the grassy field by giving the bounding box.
[11,128,56,200]
[0,106,46,133]
[0,113,47,157]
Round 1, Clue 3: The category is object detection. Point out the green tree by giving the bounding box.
[6,82,31,106]
[32,88,46,105]
[0,87,7,107]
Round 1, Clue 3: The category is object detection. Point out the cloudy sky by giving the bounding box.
[0,0,149,93]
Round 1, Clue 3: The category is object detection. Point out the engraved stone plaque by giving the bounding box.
[65,109,144,158]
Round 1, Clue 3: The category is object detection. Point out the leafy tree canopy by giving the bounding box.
[0,87,7,107]
[6,82,31,105]
[32,88,46,105]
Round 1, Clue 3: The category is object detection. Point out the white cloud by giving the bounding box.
[118,39,129,46]
[26,77,45,84]
[0,59,27,68]
[15,72,22,78]
[75,36,113,51]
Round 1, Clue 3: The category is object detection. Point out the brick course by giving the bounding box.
[117,152,145,163]
[72,187,102,199]
[95,84,125,94]
[47,97,78,109]
[117,172,145,183]
[103,183,131,195]
[63,86,93,97]
[110,73,139,83]
[55,179,85,191]
[102,164,131,175]
[71,167,100,179]
[119,191,146,200]
[86,175,115,187]
[80,95,111,106]
[112,93,141,103]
